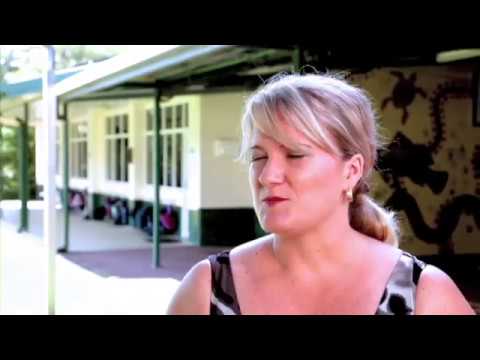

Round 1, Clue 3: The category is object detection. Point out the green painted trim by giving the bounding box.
[17,119,28,232]
[188,210,201,245]
[63,107,70,252]
[153,90,162,267]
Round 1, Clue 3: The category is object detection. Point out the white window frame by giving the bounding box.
[105,113,129,183]
[70,119,88,180]
[145,103,188,189]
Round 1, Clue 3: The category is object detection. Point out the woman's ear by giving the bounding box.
[343,153,364,187]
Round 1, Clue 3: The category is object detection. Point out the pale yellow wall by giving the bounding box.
[350,65,480,255]
[200,92,253,209]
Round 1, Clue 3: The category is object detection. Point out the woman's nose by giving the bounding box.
[258,158,285,186]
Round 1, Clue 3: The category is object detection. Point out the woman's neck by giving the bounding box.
[270,208,368,277]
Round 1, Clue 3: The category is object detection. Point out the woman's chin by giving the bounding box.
[261,218,292,234]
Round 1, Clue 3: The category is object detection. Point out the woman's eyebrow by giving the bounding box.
[297,143,313,149]
[282,143,313,152]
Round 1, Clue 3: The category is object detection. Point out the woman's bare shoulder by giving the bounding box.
[166,259,212,315]
[230,234,274,263]
[415,264,475,315]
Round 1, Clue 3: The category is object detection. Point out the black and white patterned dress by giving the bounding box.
[208,250,426,315]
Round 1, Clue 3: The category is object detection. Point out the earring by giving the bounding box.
[346,189,353,202]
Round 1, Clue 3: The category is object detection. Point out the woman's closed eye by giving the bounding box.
[250,155,267,162]
[250,153,305,162]
[287,153,306,159]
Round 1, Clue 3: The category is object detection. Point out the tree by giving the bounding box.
[0,126,32,200]
[0,47,37,200]
[0,48,17,200]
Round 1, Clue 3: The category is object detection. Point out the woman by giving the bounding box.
[167,72,475,315]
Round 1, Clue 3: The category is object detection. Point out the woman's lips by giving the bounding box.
[262,197,288,206]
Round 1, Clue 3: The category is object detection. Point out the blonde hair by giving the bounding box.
[239,72,399,247]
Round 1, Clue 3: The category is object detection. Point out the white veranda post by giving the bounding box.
[42,45,57,315]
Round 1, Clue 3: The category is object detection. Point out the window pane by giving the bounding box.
[184,104,189,127]
[115,138,121,180]
[165,107,172,129]
[82,141,88,178]
[115,116,120,135]
[176,105,182,128]
[78,142,82,178]
[166,134,172,186]
[124,138,129,182]
[78,143,82,178]
[160,108,165,131]
[176,133,182,187]
[123,114,128,134]
[79,123,87,138]
[160,135,165,186]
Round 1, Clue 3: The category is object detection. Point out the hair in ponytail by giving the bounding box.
[350,192,399,247]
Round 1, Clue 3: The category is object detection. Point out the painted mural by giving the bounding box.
[350,66,480,255]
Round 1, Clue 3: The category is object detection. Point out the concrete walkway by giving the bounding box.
[0,200,153,251]
[0,200,229,315]
[0,220,183,314]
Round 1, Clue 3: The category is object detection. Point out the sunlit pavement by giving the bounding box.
[0,200,153,252]
[0,218,180,315]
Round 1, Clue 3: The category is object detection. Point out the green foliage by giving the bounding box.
[1,48,36,200]
[0,125,36,200]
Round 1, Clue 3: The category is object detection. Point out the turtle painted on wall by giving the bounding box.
[381,71,427,124]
